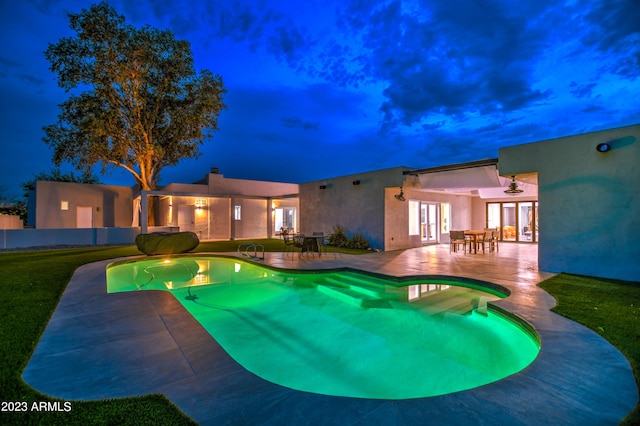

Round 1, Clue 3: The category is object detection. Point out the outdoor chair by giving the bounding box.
[477,231,494,253]
[282,231,297,258]
[449,230,468,253]
[490,230,500,252]
[293,233,312,258]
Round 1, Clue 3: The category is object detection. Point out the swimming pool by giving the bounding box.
[106,255,540,399]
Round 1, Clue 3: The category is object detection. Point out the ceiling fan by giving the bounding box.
[504,176,524,194]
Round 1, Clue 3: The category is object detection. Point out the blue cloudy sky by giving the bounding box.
[1,0,639,197]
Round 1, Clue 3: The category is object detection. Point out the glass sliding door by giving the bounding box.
[534,202,539,242]
[420,202,438,244]
[486,201,538,242]
[502,203,517,241]
[519,202,533,241]
[487,203,500,230]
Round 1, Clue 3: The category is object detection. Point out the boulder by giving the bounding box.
[135,232,200,255]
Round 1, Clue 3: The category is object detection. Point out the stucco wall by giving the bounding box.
[233,198,268,239]
[385,187,474,250]
[208,173,298,197]
[35,181,133,229]
[0,215,23,229]
[300,167,408,250]
[499,123,640,281]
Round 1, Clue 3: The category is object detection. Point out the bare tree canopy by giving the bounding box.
[43,2,226,191]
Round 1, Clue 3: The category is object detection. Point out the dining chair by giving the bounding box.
[491,230,500,252]
[449,230,467,253]
[477,231,494,253]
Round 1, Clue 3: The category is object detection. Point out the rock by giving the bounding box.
[135,232,199,255]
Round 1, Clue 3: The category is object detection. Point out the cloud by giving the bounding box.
[570,81,598,98]
[280,116,318,130]
[328,0,553,130]
[582,0,640,78]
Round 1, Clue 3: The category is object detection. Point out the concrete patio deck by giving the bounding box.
[23,243,638,425]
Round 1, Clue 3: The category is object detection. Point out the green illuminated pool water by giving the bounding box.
[106,256,540,399]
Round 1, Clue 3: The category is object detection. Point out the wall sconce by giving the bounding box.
[395,187,406,201]
[352,180,360,186]
[596,142,611,153]
[319,185,327,189]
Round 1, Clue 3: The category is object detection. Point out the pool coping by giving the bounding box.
[23,250,638,425]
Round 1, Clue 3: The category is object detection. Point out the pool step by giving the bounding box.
[316,282,392,309]
[415,292,476,316]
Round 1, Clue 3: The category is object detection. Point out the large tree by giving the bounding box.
[43,2,226,192]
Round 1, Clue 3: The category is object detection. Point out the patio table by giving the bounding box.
[464,230,485,254]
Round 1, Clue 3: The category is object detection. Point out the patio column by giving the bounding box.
[267,198,273,239]
[230,197,236,240]
[140,191,148,234]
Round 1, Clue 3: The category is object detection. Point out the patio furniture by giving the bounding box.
[449,230,468,253]
[490,230,500,252]
[294,234,315,258]
[464,230,485,254]
[282,231,298,258]
[477,231,494,253]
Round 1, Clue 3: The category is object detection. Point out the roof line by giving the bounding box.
[403,158,499,175]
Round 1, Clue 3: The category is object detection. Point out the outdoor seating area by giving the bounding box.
[281,229,332,258]
[451,229,500,254]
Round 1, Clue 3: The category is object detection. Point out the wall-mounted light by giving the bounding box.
[596,142,611,153]
[395,187,406,201]
[352,180,360,186]
[319,185,327,189]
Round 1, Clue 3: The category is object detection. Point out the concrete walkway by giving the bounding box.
[23,243,638,425]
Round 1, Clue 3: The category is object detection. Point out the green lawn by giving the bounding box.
[538,273,640,425]
[1,242,638,424]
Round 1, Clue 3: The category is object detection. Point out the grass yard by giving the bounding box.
[1,241,638,424]
[539,273,640,425]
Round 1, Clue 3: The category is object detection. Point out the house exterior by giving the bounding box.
[301,123,639,282]
[499,123,639,282]
[135,169,299,240]
[28,181,134,228]
[25,124,639,282]
[28,169,299,242]
[300,159,538,251]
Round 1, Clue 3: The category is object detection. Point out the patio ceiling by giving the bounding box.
[404,159,538,199]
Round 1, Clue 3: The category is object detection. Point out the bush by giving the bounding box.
[327,224,348,247]
[345,233,370,250]
[328,225,371,250]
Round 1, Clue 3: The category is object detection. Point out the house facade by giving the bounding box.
[26,124,639,282]
[300,159,539,251]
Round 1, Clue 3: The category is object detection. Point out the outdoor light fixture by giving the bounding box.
[504,176,524,194]
[352,180,360,185]
[395,187,406,201]
[596,142,611,153]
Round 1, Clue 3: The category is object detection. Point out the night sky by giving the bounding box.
[1,0,639,198]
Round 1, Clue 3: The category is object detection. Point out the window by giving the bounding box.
[60,201,69,211]
[234,205,241,220]
[486,201,538,242]
[408,200,420,235]
[440,203,450,234]
[274,207,296,233]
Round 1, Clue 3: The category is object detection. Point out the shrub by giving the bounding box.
[327,224,348,247]
[345,233,370,250]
